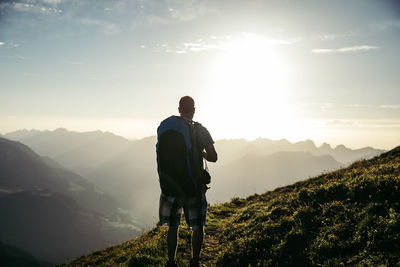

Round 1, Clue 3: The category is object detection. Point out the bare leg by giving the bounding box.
[167,226,178,262]
[192,226,204,263]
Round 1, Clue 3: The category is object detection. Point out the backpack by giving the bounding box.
[156,116,199,197]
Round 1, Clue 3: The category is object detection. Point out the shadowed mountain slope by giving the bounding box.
[0,137,116,215]
[0,189,110,263]
[0,241,52,267]
[0,138,144,263]
[4,128,132,176]
[62,146,400,266]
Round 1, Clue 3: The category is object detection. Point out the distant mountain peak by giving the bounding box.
[54,128,68,132]
[320,142,332,149]
[335,144,347,150]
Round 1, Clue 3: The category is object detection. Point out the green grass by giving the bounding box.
[61,146,400,266]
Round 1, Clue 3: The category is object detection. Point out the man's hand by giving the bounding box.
[203,144,217,162]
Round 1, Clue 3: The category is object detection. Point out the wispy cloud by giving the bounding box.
[338,45,379,52]
[345,104,400,109]
[129,0,217,28]
[42,0,63,4]
[6,1,62,14]
[379,104,400,109]
[153,33,295,54]
[156,40,219,54]
[77,18,119,34]
[325,119,400,129]
[312,45,379,54]
[316,31,355,41]
[168,1,216,22]
[0,41,21,49]
[304,102,400,110]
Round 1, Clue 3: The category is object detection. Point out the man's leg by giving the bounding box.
[191,226,204,263]
[167,226,179,262]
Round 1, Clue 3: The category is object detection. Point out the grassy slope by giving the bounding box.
[62,146,400,266]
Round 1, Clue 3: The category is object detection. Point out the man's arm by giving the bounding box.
[202,144,217,162]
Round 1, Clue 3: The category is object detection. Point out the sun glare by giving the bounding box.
[206,34,293,140]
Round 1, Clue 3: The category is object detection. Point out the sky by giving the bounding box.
[0,0,399,149]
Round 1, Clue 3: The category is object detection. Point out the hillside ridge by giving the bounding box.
[62,145,400,266]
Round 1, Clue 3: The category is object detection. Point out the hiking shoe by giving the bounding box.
[166,260,178,267]
[190,259,202,267]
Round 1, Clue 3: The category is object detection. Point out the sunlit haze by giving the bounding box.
[1,0,399,149]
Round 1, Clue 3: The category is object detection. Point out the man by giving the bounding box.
[156,96,217,267]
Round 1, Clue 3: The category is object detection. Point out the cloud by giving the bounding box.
[155,37,220,54]
[42,0,63,4]
[153,33,294,54]
[324,119,400,130]
[0,41,20,50]
[312,45,379,54]
[5,1,62,14]
[338,45,379,52]
[128,0,217,28]
[304,102,400,110]
[168,0,216,22]
[379,105,400,109]
[345,104,400,110]
[317,32,355,41]
[77,18,119,34]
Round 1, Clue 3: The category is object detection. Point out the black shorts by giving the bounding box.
[159,192,207,230]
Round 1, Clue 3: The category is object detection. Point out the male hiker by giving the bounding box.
[156,96,217,267]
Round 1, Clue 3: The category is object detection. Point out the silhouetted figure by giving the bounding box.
[156,96,217,267]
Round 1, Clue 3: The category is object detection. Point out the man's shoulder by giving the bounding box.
[193,121,208,133]
[193,121,214,146]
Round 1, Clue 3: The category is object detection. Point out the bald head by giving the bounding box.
[179,96,195,119]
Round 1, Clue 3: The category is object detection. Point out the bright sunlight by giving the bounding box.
[206,34,294,140]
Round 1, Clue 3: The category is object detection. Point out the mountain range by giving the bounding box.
[3,128,385,227]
